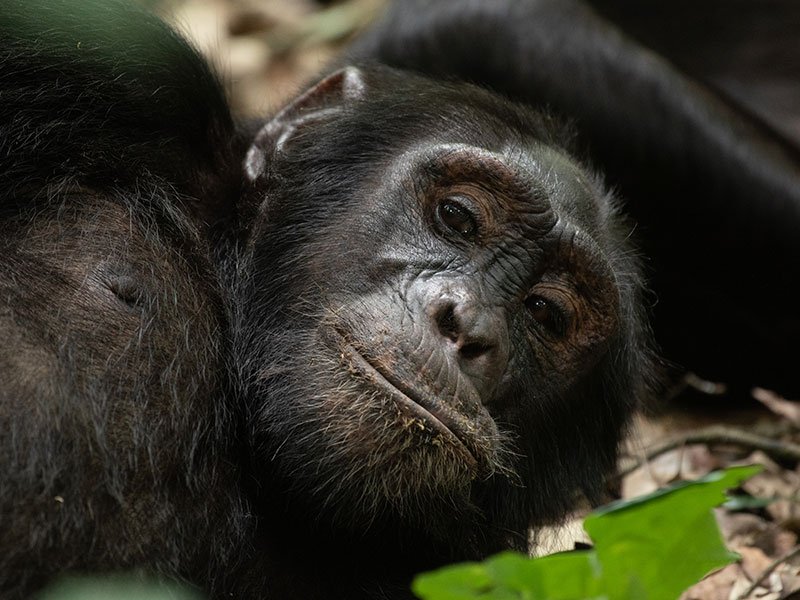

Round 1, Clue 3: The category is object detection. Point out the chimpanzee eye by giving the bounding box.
[436,197,477,239]
[527,296,550,322]
[526,294,565,335]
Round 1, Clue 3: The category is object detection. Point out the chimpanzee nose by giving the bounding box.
[429,292,509,399]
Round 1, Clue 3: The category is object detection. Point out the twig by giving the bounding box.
[617,425,800,479]
[737,545,800,599]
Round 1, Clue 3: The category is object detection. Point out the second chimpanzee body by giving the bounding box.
[1,0,798,599]
[0,1,251,594]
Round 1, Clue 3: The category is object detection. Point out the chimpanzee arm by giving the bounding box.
[349,0,800,395]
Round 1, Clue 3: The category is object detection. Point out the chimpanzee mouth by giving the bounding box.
[339,342,479,469]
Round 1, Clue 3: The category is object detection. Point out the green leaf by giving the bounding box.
[36,575,203,600]
[723,494,773,511]
[485,551,606,599]
[413,465,762,600]
[413,552,608,600]
[585,465,760,600]
[411,562,500,600]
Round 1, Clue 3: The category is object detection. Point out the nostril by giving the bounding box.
[433,301,495,359]
[436,303,459,342]
[459,341,493,361]
[426,292,509,399]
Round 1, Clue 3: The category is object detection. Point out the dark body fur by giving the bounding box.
[587,0,800,145]
[0,1,248,594]
[1,1,798,599]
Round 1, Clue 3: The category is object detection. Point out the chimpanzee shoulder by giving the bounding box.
[0,0,243,226]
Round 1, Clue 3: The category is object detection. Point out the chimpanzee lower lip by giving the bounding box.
[339,342,479,468]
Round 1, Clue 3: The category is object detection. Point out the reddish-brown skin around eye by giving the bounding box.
[531,233,621,378]
[422,148,552,240]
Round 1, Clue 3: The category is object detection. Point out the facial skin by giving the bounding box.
[236,66,652,560]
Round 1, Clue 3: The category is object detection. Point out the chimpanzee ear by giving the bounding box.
[245,66,367,181]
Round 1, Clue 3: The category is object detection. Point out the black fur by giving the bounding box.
[1,1,798,599]
[586,0,800,145]
[0,0,247,595]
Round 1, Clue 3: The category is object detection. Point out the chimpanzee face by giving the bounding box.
[237,67,649,549]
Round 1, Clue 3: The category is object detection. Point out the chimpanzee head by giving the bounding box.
[236,66,653,557]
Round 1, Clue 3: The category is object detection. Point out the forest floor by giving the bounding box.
[160,0,800,597]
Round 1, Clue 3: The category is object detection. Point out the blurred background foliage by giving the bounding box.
[139,0,386,117]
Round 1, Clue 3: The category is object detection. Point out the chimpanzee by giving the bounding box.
[0,0,247,594]
[1,0,798,599]
[232,64,653,597]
